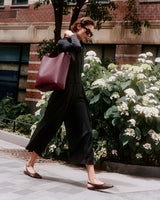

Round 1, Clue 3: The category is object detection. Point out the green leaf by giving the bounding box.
[122,137,129,146]
[104,106,120,119]
[121,80,131,90]
[92,129,99,139]
[136,80,145,94]
[90,94,100,104]
[55,147,61,156]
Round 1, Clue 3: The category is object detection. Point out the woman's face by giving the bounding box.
[76,24,94,41]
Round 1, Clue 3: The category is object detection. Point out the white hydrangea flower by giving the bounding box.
[97,147,107,158]
[137,73,147,80]
[115,71,124,77]
[41,91,52,100]
[35,109,40,116]
[124,88,136,97]
[138,58,146,63]
[142,95,150,106]
[117,102,128,111]
[138,53,147,59]
[149,86,159,91]
[84,55,94,62]
[92,78,106,87]
[141,64,152,70]
[36,100,45,107]
[128,119,136,127]
[146,52,153,57]
[132,66,144,73]
[86,50,96,57]
[145,60,153,65]
[148,129,160,145]
[146,93,155,98]
[143,107,159,117]
[136,136,141,141]
[81,73,85,77]
[149,99,157,104]
[84,63,90,68]
[156,105,160,109]
[155,57,160,63]
[94,57,102,63]
[111,149,118,156]
[127,72,135,80]
[49,144,57,152]
[143,143,152,150]
[148,76,157,82]
[134,105,159,117]
[136,153,143,159]
[108,76,116,82]
[108,63,116,70]
[121,64,132,70]
[110,92,120,100]
[64,144,69,149]
[124,128,135,137]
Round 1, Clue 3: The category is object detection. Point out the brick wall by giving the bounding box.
[0,1,160,109]
[25,44,42,112]
[0,1,160,23]
[115,44,142,64]
[0,4,55,23]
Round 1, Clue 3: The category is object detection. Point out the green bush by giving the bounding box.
[32,51,160,166]
[0,97,29,119]
[0,97,29,129]
[10,114,38,135]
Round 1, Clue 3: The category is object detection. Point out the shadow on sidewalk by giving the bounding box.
[42,175,112,193]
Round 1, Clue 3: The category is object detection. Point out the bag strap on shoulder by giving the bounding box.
[49,44,59,57]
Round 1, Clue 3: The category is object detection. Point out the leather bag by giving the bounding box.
[35,47,71,92]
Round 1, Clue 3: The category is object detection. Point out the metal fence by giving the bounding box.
[0,116,32,132]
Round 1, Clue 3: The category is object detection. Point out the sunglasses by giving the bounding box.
[81,24,93,37]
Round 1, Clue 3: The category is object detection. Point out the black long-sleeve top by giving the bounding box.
[57,34,85,85]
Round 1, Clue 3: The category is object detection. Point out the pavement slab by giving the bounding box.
[0,139,160,200]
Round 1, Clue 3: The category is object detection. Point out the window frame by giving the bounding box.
[12,0,28,6]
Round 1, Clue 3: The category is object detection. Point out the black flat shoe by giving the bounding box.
[87,182,113,190]
[24,166,42,179]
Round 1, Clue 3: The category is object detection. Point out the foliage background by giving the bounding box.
[32,51,160,166]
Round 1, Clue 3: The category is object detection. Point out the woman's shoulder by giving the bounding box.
[58,37,71,45]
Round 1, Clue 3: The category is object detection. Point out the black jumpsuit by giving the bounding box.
[26,35,94,165]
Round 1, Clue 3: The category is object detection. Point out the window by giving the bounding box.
[12,0,28,5]
[85,44,115,66]
[0,0,4,6]
[0,44,30,102]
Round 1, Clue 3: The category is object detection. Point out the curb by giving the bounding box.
[0,130,29,147]
[102,161,160,178]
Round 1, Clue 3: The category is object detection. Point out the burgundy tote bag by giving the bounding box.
[35,50,71,92]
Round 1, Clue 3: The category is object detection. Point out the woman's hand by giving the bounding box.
[64,30,74,38]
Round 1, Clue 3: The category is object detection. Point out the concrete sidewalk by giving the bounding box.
[0,136,160,200]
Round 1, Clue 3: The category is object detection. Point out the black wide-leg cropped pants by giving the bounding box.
[26,83,94,165]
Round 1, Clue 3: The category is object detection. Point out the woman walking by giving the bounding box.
[24,17,113,190]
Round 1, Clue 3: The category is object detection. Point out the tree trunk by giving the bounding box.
[52,0,64,43]
[69,0,86,29]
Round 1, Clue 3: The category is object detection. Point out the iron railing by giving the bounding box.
[0,116,32,132]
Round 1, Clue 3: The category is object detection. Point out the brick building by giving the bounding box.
[0,0,160,112]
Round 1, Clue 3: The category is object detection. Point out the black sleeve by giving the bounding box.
[57,35,81,52]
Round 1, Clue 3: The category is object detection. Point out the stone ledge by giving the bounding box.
[102,161,160,178]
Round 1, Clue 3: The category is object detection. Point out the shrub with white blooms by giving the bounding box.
[32,50,160,166]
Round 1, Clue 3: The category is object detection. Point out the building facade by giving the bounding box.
[0,0,160,112]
